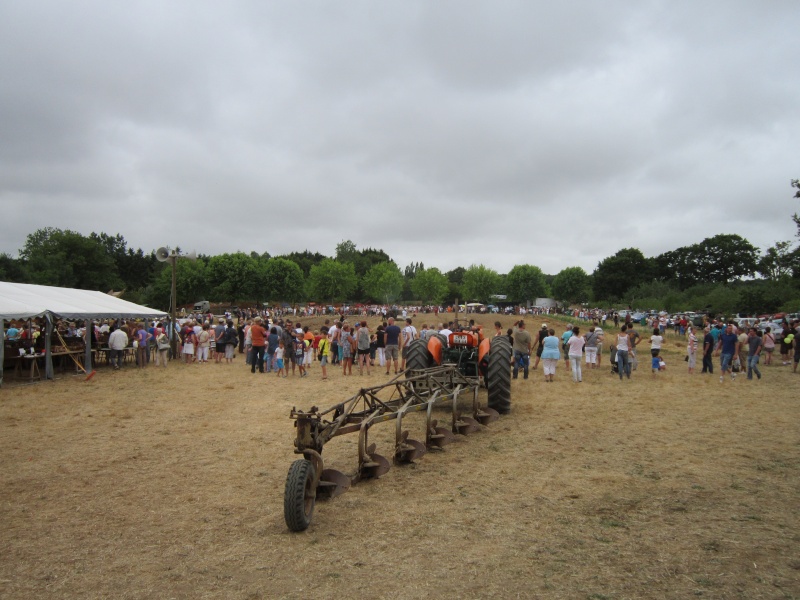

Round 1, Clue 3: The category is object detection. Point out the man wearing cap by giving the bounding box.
[533,323,548,370]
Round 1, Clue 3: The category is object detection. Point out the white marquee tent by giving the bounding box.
[0,281,168,384]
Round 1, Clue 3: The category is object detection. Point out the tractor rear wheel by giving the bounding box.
[284,459,316,532]
[487,337,511,414]
[405,338,432,374]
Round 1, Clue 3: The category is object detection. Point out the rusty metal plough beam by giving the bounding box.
[284,365,500,531]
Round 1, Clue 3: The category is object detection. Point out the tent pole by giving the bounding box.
[85,318,93,373]
[44,314,53,380]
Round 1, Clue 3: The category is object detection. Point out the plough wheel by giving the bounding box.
[487,337,512,414]
[405,338,432,373]
[284,459,317,532]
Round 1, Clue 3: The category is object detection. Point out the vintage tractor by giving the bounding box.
[283,330,512,532]
[404,330,511,415]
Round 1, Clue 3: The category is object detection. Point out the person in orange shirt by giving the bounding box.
[249,317,268,373]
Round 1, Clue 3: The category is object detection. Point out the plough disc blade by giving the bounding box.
[454,415,481,435]
[475,406,500,426]
[395,437,426,464]
[317,469,351,500]
[428,420,456,449]
[360,452,391,479]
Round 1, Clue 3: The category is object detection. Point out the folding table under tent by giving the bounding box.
[0,281,168,385]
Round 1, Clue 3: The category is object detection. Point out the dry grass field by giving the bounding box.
[1,313,799,599]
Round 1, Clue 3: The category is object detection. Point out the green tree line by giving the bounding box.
[2,192,800,315]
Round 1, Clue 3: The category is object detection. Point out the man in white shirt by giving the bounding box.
[108,326,129,370]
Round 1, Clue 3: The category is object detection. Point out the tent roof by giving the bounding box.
[0,281,168,321]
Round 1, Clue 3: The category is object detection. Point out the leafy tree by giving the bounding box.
[411,267,449,305]
[335,239,358,263]
[551,266,590,305]
[90,232,157,291]
[362,262,404,303]
[695,234,758,283]
[446,267,465,284]
[758,241,799,280]
[461,264,501,304]
[264,257,305,303]
[655,234,759,290]
[0,253,27,282]
[505,264,549,304]
[206,253,265,303]
[306,259,358,302]
[147,257,208,310]
[20,227,122,290]
[279,250,327,277]
[592,248,651,301]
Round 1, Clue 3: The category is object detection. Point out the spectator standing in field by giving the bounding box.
[541,328,560,382]
[317,330,330,380]
[155,328,169,367]
[716,323,740,383]
[275,340,286,377]
[616,325,632,380]
[224,320,237,364]
[649,328,663,360]
[108,325,128,370]
[266,327,279,372]
[686,325,698,374]
[561,324,573,368]
[512,320,532,380]
[762,327,775,365]
[340,324,354,376]
[135,322,152,369]
[182,325,196,364]
[196,323,211,364]
[533,324,548,370]
[701,326,715,374]
[214,319,227,363]
[793,327,800,373]
[400,318,418,372]
[249,317,268,374]
[294,329,308,378]
[584,326,599,369]
[594,323,605,366]
[746,327,763,381]
[566,326,585,383]
[737,328,749,372]
[356,320,371,375]
[384,317,401,375]
[375,324,386,368]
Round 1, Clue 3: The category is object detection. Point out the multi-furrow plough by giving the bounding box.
[284,334,512,531]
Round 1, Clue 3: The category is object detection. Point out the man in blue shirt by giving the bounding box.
[384,317,402,375]
[715,323,740,382]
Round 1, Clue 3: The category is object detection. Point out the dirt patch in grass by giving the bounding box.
[2,314,799,599]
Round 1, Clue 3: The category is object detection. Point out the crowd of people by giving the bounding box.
[506,315,800,384]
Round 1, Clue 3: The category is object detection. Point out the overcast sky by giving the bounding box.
[1,1,798,276]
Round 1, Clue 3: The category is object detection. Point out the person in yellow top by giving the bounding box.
[317,326,330,380]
